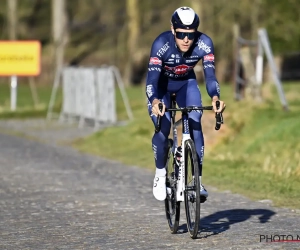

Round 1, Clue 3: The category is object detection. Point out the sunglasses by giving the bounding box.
[175,31,196,40]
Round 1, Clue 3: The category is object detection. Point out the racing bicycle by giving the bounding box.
[155,94,223,239]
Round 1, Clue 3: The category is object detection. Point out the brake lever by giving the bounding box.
[215,101,223,131]
[155,103,163,133]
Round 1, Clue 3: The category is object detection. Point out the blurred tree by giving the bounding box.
[261,0,300,53]
[52,0,68,79]
[1,0,298,84]
[190,0,203,30]
[124,0,140,86]
[67,1,103,66]
[251,0,261,40]
[16,0,51,45]
[7,0,17,40]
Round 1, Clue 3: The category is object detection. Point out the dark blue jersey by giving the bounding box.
[146,31,220,104]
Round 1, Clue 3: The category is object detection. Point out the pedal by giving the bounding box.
[200,196,207,203]
[188,194,196,203]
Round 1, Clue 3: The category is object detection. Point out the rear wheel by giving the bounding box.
[184,139,200,239]
[164,139,180,234]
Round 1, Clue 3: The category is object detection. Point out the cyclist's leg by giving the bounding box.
[176,79,208,197]
[147,92,171,200]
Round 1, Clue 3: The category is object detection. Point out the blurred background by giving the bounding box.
[0,0,299,86]
[0,0,299,208]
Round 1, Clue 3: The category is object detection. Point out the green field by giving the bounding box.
[205,83,300,208]
[0,83,61,118]
[73,82,300,209]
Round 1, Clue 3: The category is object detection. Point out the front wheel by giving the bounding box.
[184,139,200,239]
[164,139,180,234]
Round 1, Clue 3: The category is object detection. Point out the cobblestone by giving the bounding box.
[0,119,299,249]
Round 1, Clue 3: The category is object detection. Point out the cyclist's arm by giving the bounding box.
[145,38,166,105]
[199,37,220,100]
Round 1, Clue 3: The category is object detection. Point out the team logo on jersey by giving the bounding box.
[148,67,161,72]
[156,42,170,57]
[203,64,215,69]
[164,64,194,75]
[197,39,211,53]
[186,59,198,63]
[146,85,154,98]
[165,61,174,65]
[149,57,162,65]
[203,54,214,62]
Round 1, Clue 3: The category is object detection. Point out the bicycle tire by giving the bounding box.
[184,139,200,239]
[164,139,180,234]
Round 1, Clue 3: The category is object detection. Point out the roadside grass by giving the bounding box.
[0,83,61,118]
[205,82,300,208]
[73,81,300,209]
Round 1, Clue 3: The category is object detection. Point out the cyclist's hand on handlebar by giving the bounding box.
[152,99,166,117]
[212,97,226,113]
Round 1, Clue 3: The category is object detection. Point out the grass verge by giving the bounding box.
[0,83,61,119]
[205,82,300,208]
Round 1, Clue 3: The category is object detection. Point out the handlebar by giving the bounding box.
[155,101,224,133]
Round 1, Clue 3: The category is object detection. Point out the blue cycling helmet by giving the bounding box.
[171,7,200,30]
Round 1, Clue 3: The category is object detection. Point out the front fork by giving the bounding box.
[170,107,192,202]
[176,134,190,202]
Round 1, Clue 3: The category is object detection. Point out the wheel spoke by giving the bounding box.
[164,139,180,234]
[184,139,200,239]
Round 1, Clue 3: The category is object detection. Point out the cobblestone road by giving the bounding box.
[0,120,299,250]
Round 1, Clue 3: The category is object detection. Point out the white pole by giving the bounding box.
[258,28,288,110]
[110,66,134,120]
[47,67,61,120]
[10,75,17,111]
[255,37,263,86]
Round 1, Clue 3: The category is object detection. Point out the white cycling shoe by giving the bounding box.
[153,176,166,201]
[200,184,209,198]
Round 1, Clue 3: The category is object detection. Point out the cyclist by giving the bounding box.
[146,6,226,201]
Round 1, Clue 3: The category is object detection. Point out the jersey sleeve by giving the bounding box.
[145,37,165,104]
[199,37,220,99]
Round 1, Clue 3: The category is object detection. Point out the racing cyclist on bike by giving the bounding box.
[146,6,226,201]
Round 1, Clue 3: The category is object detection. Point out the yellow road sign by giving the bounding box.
[0,41,41,76]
